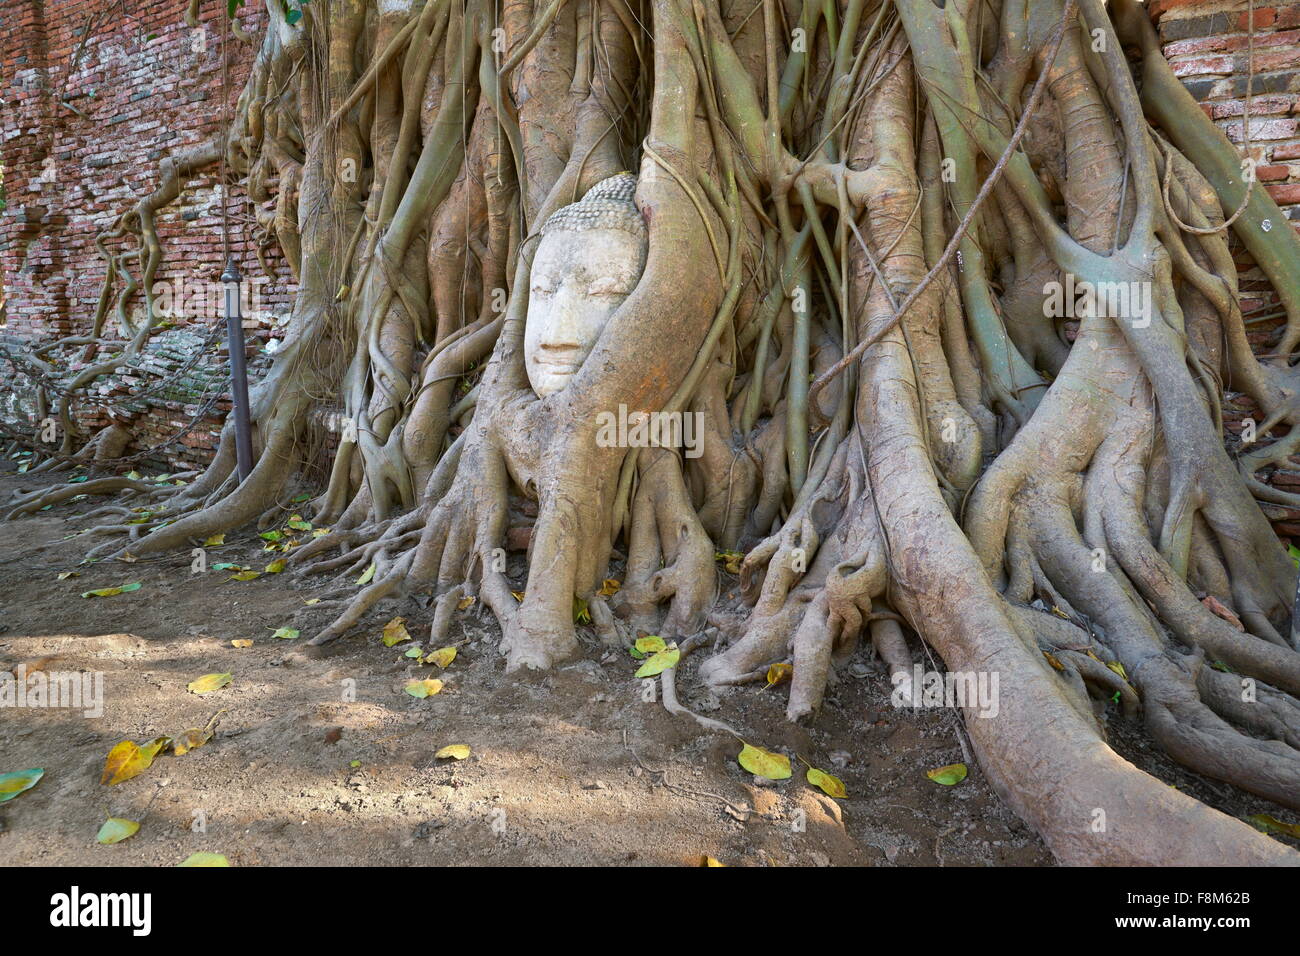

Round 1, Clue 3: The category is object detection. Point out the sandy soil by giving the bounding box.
[0,464,1293,867]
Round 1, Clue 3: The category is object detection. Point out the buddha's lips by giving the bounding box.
[534,351,585,373]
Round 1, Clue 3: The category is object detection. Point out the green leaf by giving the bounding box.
[270,627,299,640]
[81,582,141,598]
[926,763,968,786]
[179,851,230,867]
[634,644,679,678]
[0,768,43,802]
[96,817,141,845]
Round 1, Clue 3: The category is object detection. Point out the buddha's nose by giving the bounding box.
[541,286,589,344]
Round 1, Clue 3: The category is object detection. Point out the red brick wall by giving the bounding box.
[1152,0,1300,541]
[0,0,295,469]
[1155,0,1300,243]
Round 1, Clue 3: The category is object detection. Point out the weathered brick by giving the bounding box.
[1265,181,1300,203]
[0,0,291,469]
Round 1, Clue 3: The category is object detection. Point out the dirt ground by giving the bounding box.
[1,464,1296,867]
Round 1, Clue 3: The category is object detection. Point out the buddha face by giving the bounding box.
[524,225,647,398]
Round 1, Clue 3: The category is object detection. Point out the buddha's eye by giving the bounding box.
[587,276,630,297]
[530,280,555,296]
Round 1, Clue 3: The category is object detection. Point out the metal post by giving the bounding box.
[1293,575,1300,650]
[221,256,255,483]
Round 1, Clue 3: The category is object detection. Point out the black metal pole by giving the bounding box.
[1293,575,1300,650]
[221,256,255,483]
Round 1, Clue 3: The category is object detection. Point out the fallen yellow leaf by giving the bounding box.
[806,766,847,798]
[423,646,457,668]
[435,744,471,760]
[173,729,213,756]
[766,662,793,686]
[404,679,444,699]
[1248,813,1300,838]
[738,743,791,780]
[101,736,171,785]
[382,617,411,647]
[187,673,233,695]
[715,550,744,574]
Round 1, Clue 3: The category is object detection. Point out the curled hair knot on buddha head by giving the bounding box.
[539,173,645,241]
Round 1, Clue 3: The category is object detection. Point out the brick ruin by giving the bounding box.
[0,0,292,471]
[3,0,1300,535]
[1149,0,1300,543]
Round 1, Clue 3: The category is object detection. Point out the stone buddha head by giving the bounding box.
[525,173,648,398]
